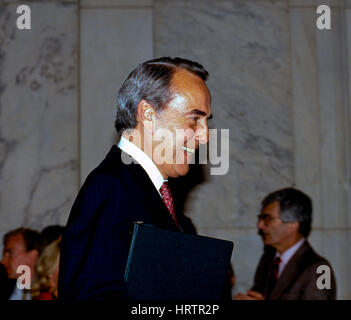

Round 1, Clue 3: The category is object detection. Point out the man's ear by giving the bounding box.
[289,221,300,233]
[137,100,155,134]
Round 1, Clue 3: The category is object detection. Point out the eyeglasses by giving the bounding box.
[257,214,281,226]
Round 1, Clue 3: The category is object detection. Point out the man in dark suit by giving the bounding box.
[235,188,336,300]
[0,263,16,300]
[58,57,212,300]
[1,228,42,300]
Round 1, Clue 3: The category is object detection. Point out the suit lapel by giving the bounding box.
[269,241,311,299]
[116,148,180,232]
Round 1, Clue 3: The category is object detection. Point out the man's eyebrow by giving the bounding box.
[186,109,213,119]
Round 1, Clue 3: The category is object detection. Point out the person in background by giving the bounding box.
[1,227,42,300]
[32,237,61,300]
[0,263,16,300]
[41,225,65,246]
[235,188,336,300]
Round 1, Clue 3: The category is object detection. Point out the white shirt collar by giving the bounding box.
[9,286,31,300]
[275,238,305,277]
[118,136,166,195]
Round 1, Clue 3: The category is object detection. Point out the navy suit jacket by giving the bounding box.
[58,145,196,300]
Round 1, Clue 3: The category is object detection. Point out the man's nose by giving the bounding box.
[257,219,265,230]
[195,119,209,144]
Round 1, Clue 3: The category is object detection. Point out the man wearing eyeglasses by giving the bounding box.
[235,187,336,300]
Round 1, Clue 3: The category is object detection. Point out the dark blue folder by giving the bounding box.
[124,223,234,300]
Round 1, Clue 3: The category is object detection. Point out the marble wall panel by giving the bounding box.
[322,230,350,299]
[290,4,351,299]
[345,8,351,227]
[289,7,323,229]
[1,0,76,4]
[154,0,294,229]
[308,229,325,257]
[316,7,349,228]
[0,2,77,247]
[81,0,152,7]
[80,7,153,183]
[289,0,345,7]
[290,6,350,229]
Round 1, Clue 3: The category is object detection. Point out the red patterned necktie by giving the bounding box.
[160,181,179,226]
[272,256,282,280]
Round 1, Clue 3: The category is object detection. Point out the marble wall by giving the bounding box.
[0,1,77,240]
[80,1,153,183]
[290,0,351,300]
[0,0,350,299]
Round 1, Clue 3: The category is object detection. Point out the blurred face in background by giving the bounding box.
[258,202,283,246]
[1,234,37,279]
[257,201,300,253]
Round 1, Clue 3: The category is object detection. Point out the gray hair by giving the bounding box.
[114,57,209,135]
[261,188,312,237]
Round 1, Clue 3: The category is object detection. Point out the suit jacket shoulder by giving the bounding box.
[252,241,337,300]
[59,145,196,300]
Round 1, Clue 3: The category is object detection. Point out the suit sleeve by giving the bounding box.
[251,255,267,295]
[251,246,275,295]
[58,173,132,300]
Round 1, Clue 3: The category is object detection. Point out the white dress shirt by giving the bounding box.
[9,286,31,300]
[118,136,166,197]
[275,238,305,277]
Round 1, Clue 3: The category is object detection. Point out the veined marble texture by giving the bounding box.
[0,2,77,243]
[80,6,153,183]
[155,0,294,229]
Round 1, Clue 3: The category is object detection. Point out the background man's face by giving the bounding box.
[257,201,292,250]
[154,69,211,178]
[1,234,32,279]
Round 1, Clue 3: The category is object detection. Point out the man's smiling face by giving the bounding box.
[153,69,212,178]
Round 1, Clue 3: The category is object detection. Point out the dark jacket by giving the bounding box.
[252,241,336,300]
[0,263,16,300]
[58,146,196,300]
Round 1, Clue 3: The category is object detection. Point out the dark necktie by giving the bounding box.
[272,256,282,280]
[160,181,179,226]
[266,256,282,299]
